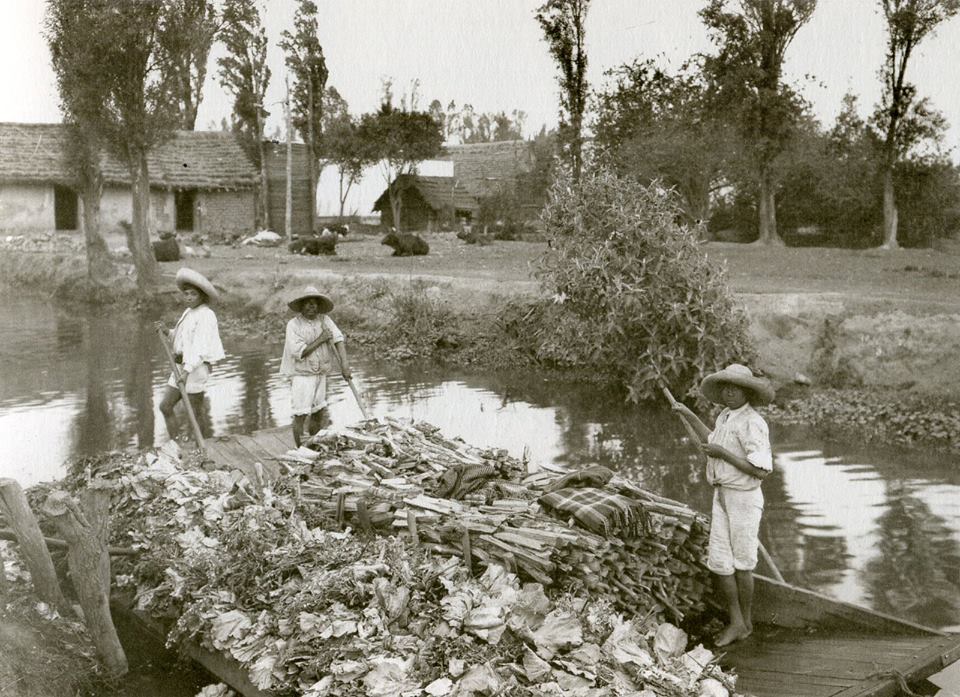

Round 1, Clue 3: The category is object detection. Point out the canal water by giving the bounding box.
[2,295,959,647]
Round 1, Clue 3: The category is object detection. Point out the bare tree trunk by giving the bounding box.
[42,486,128,677]
[284,75,293,241]
[80,181,115,283]
[0,478,71,614]
[388,183,402,231]
[306,79,317,235]
[131,151,159,289]
[756,165,782,245]
[256,111,270,230]
[881,165,899,249]
[339,170,346,219]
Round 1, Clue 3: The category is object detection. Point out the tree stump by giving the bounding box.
[42,482,127,677]
[0,478,71,614]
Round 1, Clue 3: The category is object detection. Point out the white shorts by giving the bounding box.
[707,486,763,576]
[167,363,211,394]
[290,374,329,416]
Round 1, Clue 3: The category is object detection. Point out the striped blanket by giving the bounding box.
[539,486,648,539]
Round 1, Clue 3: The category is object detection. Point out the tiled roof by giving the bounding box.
[439,140,532,196]
[372,174,478,212]
[0,122,257,190]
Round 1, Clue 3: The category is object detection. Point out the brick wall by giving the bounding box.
[200,190,255,236]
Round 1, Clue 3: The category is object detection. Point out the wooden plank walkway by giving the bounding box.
[204,426,294,482]
[720,628,960,697]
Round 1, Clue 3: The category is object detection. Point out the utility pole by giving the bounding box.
[284,73,294,242]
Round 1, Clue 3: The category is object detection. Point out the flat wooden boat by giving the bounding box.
[126,428,960,697]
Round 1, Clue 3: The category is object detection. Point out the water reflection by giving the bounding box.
[1,298,960,630]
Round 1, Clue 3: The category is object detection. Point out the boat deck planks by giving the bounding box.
[721,629,960,697]
[204,426,294,480]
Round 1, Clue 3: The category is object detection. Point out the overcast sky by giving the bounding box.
[3,0,960,154]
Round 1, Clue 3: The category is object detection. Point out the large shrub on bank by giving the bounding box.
[532,168,756,402]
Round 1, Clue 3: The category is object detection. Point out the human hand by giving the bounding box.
[341,368,353,381]
[701,443,726,459]
[154,321,166,333]
[671,402,693,417]
[176,371,188,387]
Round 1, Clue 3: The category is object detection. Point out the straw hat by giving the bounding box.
[176,267,219,303]
[288,286,334,313]
[700,364,775,406]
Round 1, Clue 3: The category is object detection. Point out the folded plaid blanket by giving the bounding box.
[543,465,615,493]
[539,486,648,539]
[433,463,497,500]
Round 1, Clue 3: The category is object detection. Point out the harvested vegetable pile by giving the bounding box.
[86,418,736,696]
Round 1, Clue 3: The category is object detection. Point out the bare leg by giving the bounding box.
[714,572,750,647]
[735,569,755,636]
[310,407,330,434]
[292,414,307,447]
[159,386,182,440]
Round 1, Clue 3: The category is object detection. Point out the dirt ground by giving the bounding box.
[166,231,960,395]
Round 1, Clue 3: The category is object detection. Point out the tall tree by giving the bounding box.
[535,0,590,182]
[46,2,116,284]
[280,0,328,234]
[46,0,192,290]
[321,88,373,218]
[357,92,443,231]
[165,0,220,130]
[872,0,959,249]
[700,0,817,244]
[218,0,271,229]
[594,59,734,225]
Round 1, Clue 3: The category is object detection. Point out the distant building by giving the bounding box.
[371,140,535,230]
[263,141,313,236]
[0,122,258,237]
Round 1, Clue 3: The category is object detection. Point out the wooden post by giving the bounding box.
[356,499,374,535]
[461,526,473,576]
[284,73,293,242]
[406,510,419,547]
[0,478,71,614]
[42,485,128,677]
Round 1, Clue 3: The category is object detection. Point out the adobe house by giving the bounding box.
[263,141,313,236]
[372,174,478,230]
[371,140,535,230]
[0,122,258,237]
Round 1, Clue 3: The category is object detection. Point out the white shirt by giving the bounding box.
[279,315,344,377]
[172,305,225,374]
[706,403,772,490]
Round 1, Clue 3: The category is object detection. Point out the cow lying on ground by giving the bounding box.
[381,231,429,256]
[152,236,180,261]
[457,228,493,246]
[290,230,337,255]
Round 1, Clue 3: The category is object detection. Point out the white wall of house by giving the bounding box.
[0,184,54,231]
[100,186,174,235]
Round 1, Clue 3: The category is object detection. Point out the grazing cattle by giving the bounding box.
[152,237,181,262]
[381,231,429,256]
[289,230,337,256]
[456,228,493,246]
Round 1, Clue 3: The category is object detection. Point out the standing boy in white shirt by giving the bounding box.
[671,363,775,647]
[280,286,353,446]
[157,268,225,443]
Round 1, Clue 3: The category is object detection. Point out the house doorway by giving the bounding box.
[53,184,78,231]
[175,189,197,231]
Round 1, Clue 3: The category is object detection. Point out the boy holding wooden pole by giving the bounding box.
[669,364,774,647]
[280,286,353,446]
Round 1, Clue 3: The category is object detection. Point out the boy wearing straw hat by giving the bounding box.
[157,268,225,442]
[280,286,353,446]
[671,363,774,647]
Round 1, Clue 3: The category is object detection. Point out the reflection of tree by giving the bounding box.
[231,352,274,433]
[862,482,960,629]
[122,319,156,450]
[72,316,113,456]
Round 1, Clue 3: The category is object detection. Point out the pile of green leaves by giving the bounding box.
[533,167,756,402]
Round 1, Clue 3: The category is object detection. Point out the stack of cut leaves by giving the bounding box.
[85,418,732,696]
[281,417,712,621]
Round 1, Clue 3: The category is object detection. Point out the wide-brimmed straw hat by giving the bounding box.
[176,267,219,302]
[288,286,334,314]
[700,363,775,406]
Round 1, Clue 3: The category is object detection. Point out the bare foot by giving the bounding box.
[715,623,751,647]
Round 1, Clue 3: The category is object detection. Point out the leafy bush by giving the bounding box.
[383,284,457,358]
[534,167,756,402]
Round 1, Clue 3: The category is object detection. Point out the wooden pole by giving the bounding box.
[0,528,135,556]
[42,485,128,677]
[0,478,71,614]
[156,326,206,453]
[284,73,294,242]
[658,381,786,583]
[329,343,371,420]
